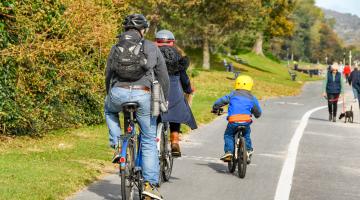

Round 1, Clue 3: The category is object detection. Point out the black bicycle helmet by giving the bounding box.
[123,14,149,31]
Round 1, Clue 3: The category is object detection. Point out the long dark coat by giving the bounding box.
[161,72,197,130]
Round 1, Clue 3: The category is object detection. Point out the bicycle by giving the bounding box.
[156,121,173,185]
[117,102,173,200]
[117,102,143,200]
[227,125,248,178]
[211,107,248,179]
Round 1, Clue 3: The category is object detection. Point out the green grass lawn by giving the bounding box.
[0,51,321,200]
[0,126,112,200]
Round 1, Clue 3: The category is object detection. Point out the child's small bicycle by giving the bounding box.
[228,125,248,178]
[211,107,248,179]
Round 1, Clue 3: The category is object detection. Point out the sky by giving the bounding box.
[316,0,360,17]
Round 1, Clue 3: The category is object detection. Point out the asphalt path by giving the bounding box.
[70,81,360,200]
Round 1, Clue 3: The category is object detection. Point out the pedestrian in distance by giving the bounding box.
[339,61,344,74]
[155,30,198,157]
[322,62,344,122]
[348,66,359,102]
[104,13,169,200]
[349,66,360,109]
[223,58,227,68]
[293,61,299,71]
[227,62,234,72]
[212,75,262,163]
[343,63,351,83]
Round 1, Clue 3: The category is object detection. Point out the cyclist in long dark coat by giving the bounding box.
[155,30,197,157]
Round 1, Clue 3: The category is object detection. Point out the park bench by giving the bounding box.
[288,70,297,81]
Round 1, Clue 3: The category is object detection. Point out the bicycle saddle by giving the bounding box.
[236,126,247,131]
[121,102,139,112]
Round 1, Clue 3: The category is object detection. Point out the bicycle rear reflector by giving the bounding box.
[120,157,126,163]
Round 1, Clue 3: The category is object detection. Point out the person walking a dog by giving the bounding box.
[322,63,344,122]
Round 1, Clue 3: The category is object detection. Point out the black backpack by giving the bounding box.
[111,31,148,81]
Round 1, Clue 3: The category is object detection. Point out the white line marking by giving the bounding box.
[274,101,304,106]
[274,105,327,200]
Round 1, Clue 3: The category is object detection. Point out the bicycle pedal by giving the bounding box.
[171,153,181,158]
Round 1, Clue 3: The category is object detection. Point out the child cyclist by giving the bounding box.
[212,75,262,162]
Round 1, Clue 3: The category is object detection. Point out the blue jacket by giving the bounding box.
[213,90,262,123]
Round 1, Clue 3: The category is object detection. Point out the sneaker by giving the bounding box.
[329,114,332,121]
[247,149,254,156]
[220,152,233,162]
[332,116,336,122]
[247,150,254,164]
[142,182,163,200]
[112,152,120,163]
[111,146,121,163]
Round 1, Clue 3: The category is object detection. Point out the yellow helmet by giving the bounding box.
[234,75,254,91]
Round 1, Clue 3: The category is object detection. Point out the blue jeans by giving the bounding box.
[224,122,252,153]
[352,86,358,100]
[104,87,159,185]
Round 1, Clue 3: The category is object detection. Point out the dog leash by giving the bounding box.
[342,95,345,113]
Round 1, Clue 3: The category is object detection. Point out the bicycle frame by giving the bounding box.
[119,116,142,172]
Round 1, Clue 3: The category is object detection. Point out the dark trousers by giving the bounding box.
[327,93,340,116]
[169,122,181,132]
[358,92,360,108]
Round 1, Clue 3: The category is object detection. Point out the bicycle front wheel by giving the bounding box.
[120,140,135,200]
[237,137,247,178]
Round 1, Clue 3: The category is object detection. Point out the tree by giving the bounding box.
[251,0,295,56]
[129,0,257,69]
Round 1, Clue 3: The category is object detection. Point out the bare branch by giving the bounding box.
[0,12,15,19]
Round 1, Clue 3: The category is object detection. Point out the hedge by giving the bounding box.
[0,0,128,135]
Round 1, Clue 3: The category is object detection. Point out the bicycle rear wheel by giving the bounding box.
[120,140,135,200]
[158,123,173,184]
[237,136,247,178]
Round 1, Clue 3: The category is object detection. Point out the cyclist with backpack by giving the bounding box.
[155,30,198,157]
[212,75,262,163]
[104,14,169,200]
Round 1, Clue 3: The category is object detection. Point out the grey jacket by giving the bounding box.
[105,31,169,99]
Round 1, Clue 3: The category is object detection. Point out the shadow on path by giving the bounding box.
[196,162,237,176]
[309,117,330,122]
[84,179,140,200]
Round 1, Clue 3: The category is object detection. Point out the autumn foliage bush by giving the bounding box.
[0,0,129,135]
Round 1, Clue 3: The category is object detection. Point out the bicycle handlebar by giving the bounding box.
[211,107,224,116]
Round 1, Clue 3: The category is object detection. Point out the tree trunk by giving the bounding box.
[252,33,264,56]
[202,35,210,70]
